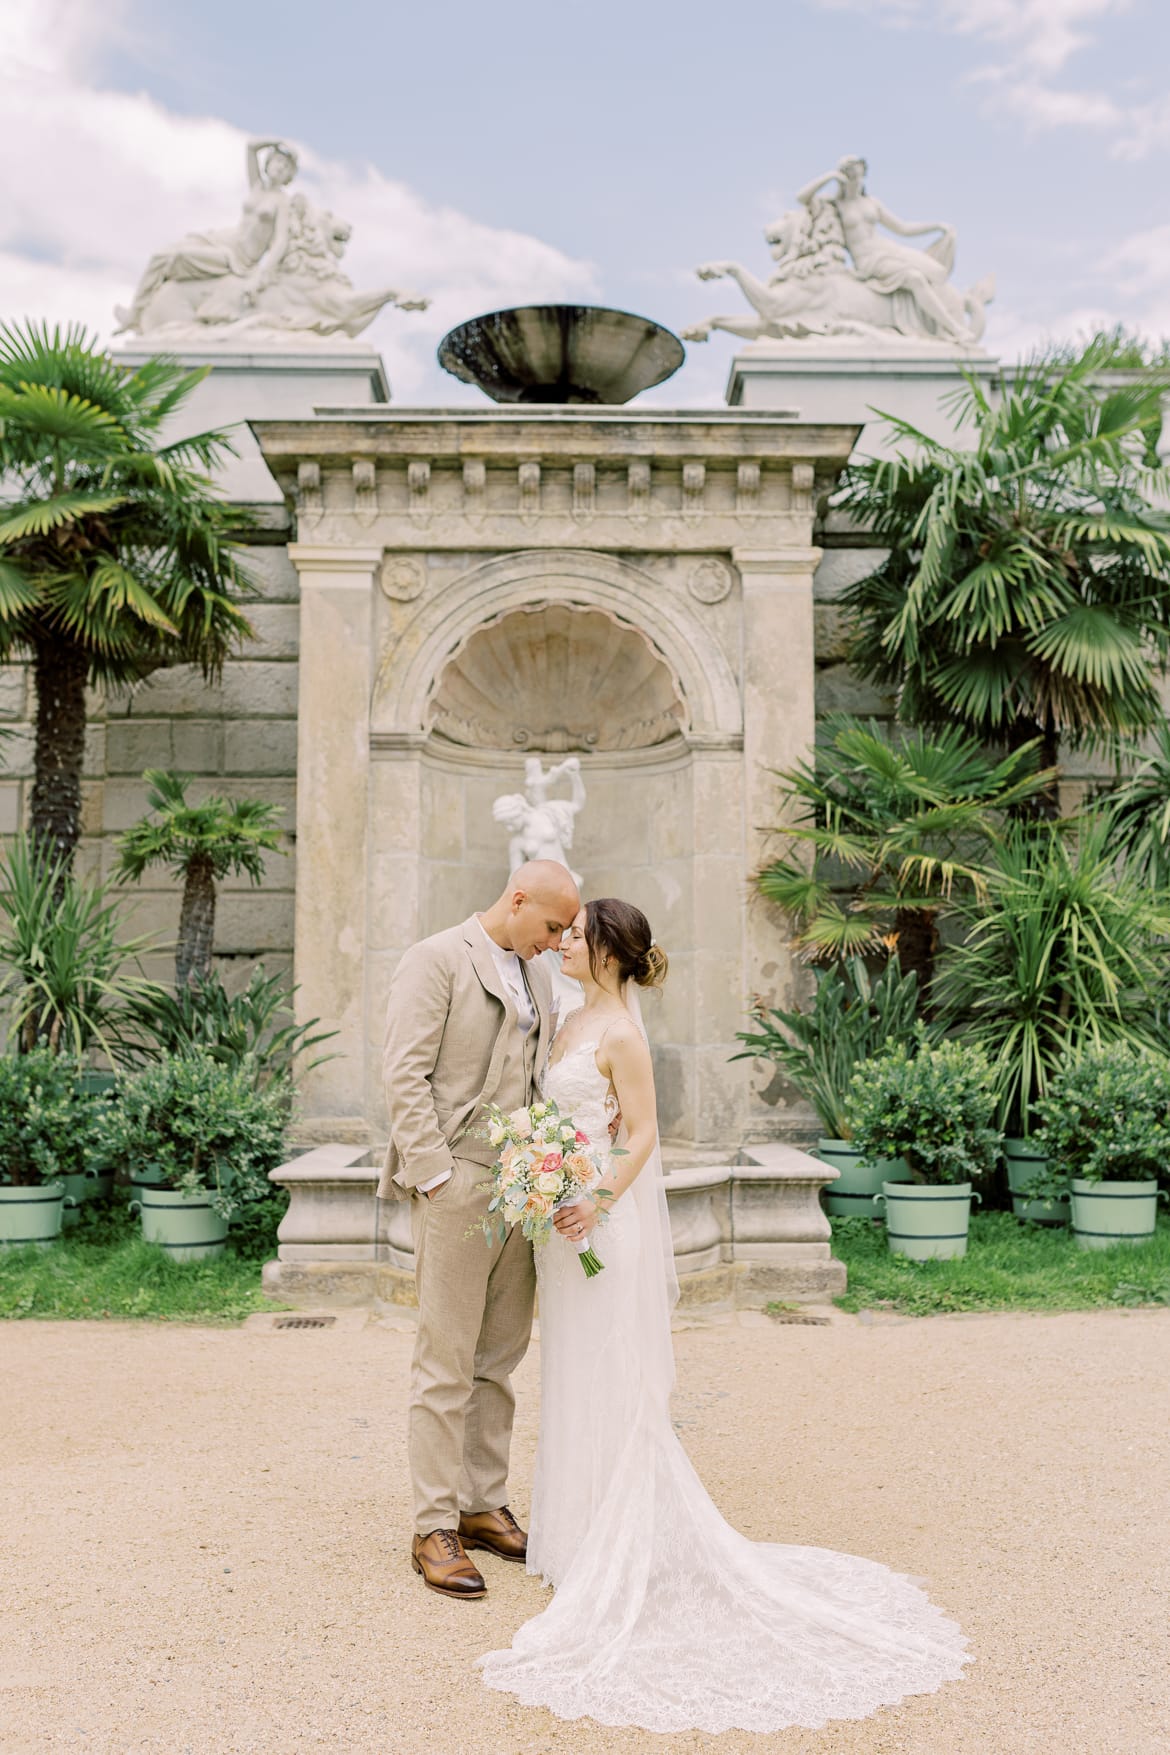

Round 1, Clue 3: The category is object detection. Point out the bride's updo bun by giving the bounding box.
[584,898,668,990]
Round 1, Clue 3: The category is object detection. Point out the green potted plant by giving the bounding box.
[0,1051,96,1246]
[733,957,921,1217]
[1035,1045,1170,1249]
[97,1049,289,1260]
[935,820,1170,1226]
[846,1034,1001,1260]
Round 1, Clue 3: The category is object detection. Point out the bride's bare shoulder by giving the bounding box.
[598,1014,650,1070]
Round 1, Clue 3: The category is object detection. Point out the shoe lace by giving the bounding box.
[497,1506,521,1532]
[435,1529,463,1560]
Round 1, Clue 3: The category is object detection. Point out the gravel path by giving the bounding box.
[2,1307,1168,1755]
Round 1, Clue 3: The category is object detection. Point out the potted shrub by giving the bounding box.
[1035,1045,1170,1250]
[847,1034,1001,1260]
[0,1051,96,1246]
[733,957,920,1217]
[1000,1135,1069,1228]
[98,1049,289,1260]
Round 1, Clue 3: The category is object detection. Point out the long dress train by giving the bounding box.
[478,1032,970,1734]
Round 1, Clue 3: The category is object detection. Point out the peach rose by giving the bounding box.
[564,1151,593,1184]
[541,1149,563,1175]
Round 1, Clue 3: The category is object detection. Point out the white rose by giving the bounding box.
[536,1170,561,1195]
[531,1102,547,1120]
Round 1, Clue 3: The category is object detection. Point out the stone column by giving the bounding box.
[287,543,382,1131]
[735,545,821,1134]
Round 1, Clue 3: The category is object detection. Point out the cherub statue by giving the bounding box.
[492,756,586,887]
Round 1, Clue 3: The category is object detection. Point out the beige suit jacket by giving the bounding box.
[378,915,554,1201]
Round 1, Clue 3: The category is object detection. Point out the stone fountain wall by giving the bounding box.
[249,405,858,1161]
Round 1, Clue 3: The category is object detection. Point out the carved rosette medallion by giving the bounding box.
[687,559,733,605]
[379,556,425,602]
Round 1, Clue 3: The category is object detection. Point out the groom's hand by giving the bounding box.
[553,1198,598,1238]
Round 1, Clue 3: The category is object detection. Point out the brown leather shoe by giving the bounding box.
[410,1529,487,1598]
[458,1505,528,1563]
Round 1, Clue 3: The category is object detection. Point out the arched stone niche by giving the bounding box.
[426,602,688,754]
[366,570,748,1151]
[370,549,742,744]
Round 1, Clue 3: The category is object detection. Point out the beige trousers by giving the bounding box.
[408,1154,536,1535]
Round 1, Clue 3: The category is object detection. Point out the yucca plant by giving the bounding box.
[934,818,1170,1134]
[123,964,336,1090]
[756,717,1050,998]
[0,320,254,871]
[837,336,1170,791]
[0,836,163,1060]
[732,956,923,1139]
[114,770,284,989]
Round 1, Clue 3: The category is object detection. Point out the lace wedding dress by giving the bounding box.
[478,1011,970,1734]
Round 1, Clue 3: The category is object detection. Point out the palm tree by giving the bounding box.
[0,320,254,871]
[756,718,1051,1003]
[1103,720,1170,889]
[836,337,1170,793]
[114,770,284,990]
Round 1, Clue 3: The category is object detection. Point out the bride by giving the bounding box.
[479,897,969,1734]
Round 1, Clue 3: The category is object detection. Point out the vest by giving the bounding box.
[455,977,541,1167]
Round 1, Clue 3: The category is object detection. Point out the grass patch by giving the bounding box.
[0,1192,288,1324]
[824,1210,1170,1316]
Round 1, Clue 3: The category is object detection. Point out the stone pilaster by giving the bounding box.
[287,544,381,1131]
[735,544,821,1022]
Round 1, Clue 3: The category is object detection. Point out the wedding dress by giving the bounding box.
[478,999,970,1734]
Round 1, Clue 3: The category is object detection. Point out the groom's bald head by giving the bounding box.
[486,861,580,959]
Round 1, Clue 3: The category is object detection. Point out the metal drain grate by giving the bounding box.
[273,1315,337,1330]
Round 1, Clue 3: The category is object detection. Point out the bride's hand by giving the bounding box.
[552,1197,599,1240]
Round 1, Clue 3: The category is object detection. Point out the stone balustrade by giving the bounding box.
[262,1143,844,1310]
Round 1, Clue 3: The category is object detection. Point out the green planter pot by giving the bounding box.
[134,1186,229,1262]
[0,1181,68,1248]
[875,1180,977,1262]
[1069,1178,1162,1251]
[1003,1138,1069,1228]
[75,1071,117,1098]
[815,1140,913,1219]
[58,1167,101,1229]
[127,1165,170,1208]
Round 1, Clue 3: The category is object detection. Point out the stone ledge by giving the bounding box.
[261,1254,846,1315]
[265,1141,845,1311]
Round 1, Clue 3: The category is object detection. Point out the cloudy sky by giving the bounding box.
[2,0,1169,404]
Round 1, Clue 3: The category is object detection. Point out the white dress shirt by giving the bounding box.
[416,919,536,1194]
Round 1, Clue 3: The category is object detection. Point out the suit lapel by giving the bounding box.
[525,953,554,1078]
[462,915,511,1014]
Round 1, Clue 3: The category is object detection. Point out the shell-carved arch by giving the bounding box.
[371,550,741,743]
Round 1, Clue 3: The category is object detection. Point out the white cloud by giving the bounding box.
[0,0,599,400]
[815,0,1165,158]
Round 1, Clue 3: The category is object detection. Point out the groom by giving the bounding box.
[379,861,580,1598]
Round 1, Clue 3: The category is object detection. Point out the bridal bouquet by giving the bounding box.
[477,1097,609,1277]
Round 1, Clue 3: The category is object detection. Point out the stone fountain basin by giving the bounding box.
[438,304,685,405]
